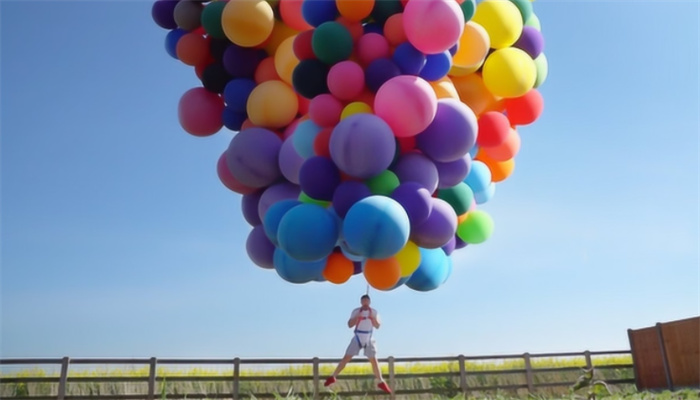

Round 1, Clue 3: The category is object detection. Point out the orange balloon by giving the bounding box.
[475,150,515,182]
[384,13,407,47]
[274,35,299,85]
[451,73,500,117]
[176,33,210,66]
[430,76,460,100]
[255,57,281,84]
[457,212,468,224]
[336,0,374,22]
[279,0,312,31]
[263,19,300,55]
[482,127,521,161]
[451,21,490,77]
[363,257,401,290]
[323,253,355,284]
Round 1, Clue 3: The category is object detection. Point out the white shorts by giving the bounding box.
[345,335,377,358]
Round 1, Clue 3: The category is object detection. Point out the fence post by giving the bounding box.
[523,353,534,393]
[584,351,592,370]
[388,356,396,400]
[312,357,320,400]
[458,355,467,396]
[57,357,70,400]
[656,323,674,390]
[233,357,240,400]
[147,357,157,400]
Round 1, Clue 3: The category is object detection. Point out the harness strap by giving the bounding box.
[353,308,374,348]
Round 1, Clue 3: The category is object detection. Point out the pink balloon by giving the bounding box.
[309,94,343,127]
[327,61,365,101]
[216,152,257,195]
[374,76,437,138]
[403,0,464,55]
[357,33,390,66]
[178,87,225,137]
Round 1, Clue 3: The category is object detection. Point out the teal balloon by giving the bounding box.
[292,119,323,159]
[405,248,450,292]
[312,22,353,65]
[509,0,533,23]
[460,0,476,21]
[437,182,474,215]
[278,204,339,261]
[201,1,227,39]
[273,248,327,284]
[263,200,302,245]
[342,196,410,259]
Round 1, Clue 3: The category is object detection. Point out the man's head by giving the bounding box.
[360,294,370,308]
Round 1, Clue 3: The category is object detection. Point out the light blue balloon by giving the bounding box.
[273,248,327,284]
[474,182,495,205]
[342,196,410,259]
[292,119,323,159]
[263,200,302,245]
[405,247,450,292]
[278,204,339,261]
[468,145,479,159]
[339,239,366,262]
[464,160,491,194]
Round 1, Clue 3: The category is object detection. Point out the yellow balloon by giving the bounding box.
[247,80,299,129]
[471,0,523,49]
[274,35,299,85]
[396,241,421,277]
[429,77,460,100]
[341,102,373,119]
[451,73,500,116]
[222,0,274,48]
[264,19,299,56]
[482,48,536,98]
[450,21,490,77]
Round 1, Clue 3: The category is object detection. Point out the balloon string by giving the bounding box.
[366,284,370,296]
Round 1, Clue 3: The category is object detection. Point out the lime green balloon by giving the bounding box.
[201,1,227,39]
[437,183,474,215]
[457,210,494,244]
[312,22,354,65]
[508,0,533,23]
[524,12,541,31]
[366,170,400,196]
[299,192,330,208]
[460,0,476,22]
[534,52,548,88]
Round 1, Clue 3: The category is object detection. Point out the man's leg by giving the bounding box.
[331,354,353,377]
[325,339,359,386]
[367,341,391,394]
[368,357,384,381]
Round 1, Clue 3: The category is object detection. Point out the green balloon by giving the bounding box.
[525,13,541,31]
[201,1,226,39]
[457,210,494,244]
[534,53,548,88]
[366,171,400,196]
[312,22,354,65]
[460,0,476,22]
[299,192,330,208]
[437,183,474,216]
[509,0,533,24]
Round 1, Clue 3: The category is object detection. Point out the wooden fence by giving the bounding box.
[0,350,635,400]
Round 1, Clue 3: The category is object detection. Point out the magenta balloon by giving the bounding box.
[329,113,397,179]
[278,137,304,184]
[241,190,263,226]
[299,156,341,201]
[392,152,439,194]
[216,152,257,195]
[435,154,471,189]
[258,181,301,220]
[332,181,372,218]
[390,182,433,227]
[416,98,477,163]
[410,198,457,249]
[226,127,283,188]
[246,225,275,269]
[178,87,225,136]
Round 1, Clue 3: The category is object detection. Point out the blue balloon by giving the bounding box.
[420,51,452,81]
[474,182,495,205]
[302,0,338,27]
[292,119,323,159]
[392,42,426,76]
[464,160,491,194]
[405,247,450,292]
[165,28,186,60]
[449,43,458,56]
[278,204,339,261]
[273,248,327,284]
[222,108,246,131]
[468,145,479,159]
[224,79,256,113]
[342,196,410,259]
[339,240,366,263]
[263,200,302,245]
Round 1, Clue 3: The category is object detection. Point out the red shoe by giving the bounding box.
[324,376,336,387]
[378,381,392,394]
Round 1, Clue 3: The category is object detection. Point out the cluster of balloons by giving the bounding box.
[152,0,547,292]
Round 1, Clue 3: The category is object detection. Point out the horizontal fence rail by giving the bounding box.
[0,350,636,400]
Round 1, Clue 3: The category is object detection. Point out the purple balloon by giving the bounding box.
[258,181,301,220]
[365,58,402,93]
[411,198,457,249]
[152,0,179,29]
[223,45,265,78]
[435,155,472,189]
[416,98,477,163]
[241,190,263,226]
[332,181,372,218]
[330,114,397,179]
[353,261,363,275]
[226,127,282,188]
[455,235,467,250]
[246,225,275,269]
[390,182,433,227]
[299,156,341,201]
[442,235,456,255]
[278,137,304,184]
[392,152,439,194]
[514,26,544,59]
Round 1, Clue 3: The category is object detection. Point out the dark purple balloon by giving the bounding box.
[353,261,363,275]
[226,127,282,188]
[152,0,179,29]
[411,198,458,249]
[390,182,433,227]
[278,137,304,184]
[455,235,467,250]
[514,26,544,59]
[392,152,439,194]
[223,45,265,78]
[246,225,275,269]
[435,155,472,189]
[258,182,301,220]
[332,181,372,218]
[442,235,456,255]
[416,98,477,163]
[365,58,402,93]
[241,190,263,226]
[299,156,341,201]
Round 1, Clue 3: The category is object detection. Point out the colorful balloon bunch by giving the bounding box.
[152,0,547,292]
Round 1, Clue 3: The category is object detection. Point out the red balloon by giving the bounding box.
[216,152,257,195]
[477,111,510,148]
[398,136,417,154]
[178,87,225,136]
[313,128,333,157]
[293,30,315,60]
[505,89,544,126]
[176,33,210,66]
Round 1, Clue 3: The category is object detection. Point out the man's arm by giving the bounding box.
[369,309,381,329]
[347,309,360,328]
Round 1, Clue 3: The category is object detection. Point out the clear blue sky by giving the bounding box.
[1,1,698,360]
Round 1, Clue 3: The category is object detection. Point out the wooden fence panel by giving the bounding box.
[628,326,669,390]
[661,317,700,388]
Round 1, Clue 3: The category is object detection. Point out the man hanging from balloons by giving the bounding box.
[153,0,547,393]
